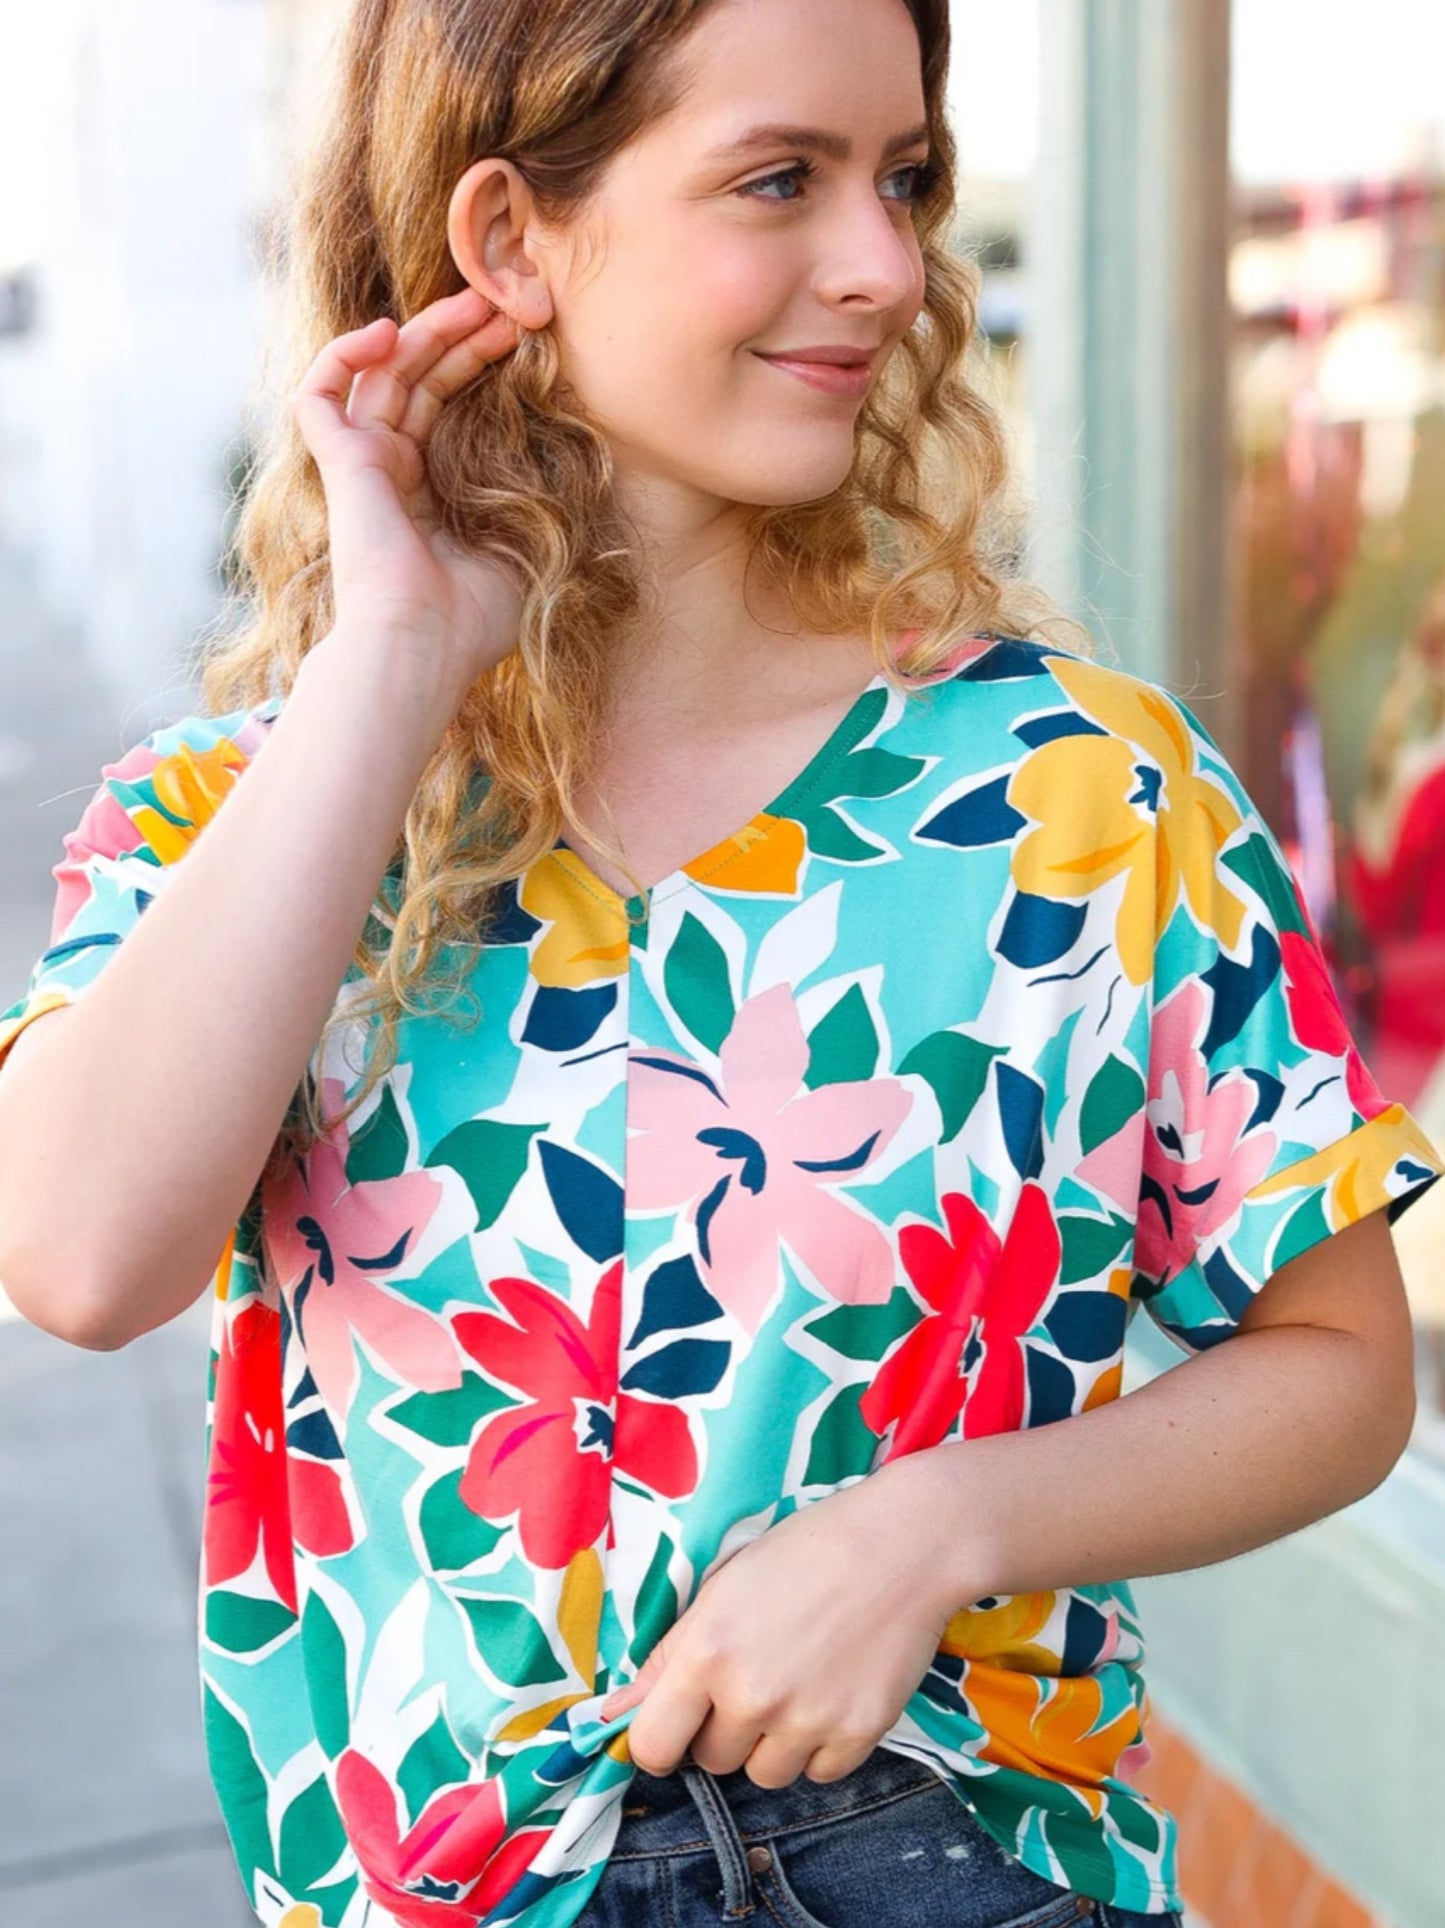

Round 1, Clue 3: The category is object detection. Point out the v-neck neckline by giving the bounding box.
[550,665,894,921]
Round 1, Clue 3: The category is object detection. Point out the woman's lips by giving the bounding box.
[753,353,872,397]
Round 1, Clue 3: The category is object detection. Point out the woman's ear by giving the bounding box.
[447,156,556,333]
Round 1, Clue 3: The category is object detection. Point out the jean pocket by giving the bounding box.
[747,1785,1097,1928]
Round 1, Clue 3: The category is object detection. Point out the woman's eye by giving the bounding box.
[735,160,938,205]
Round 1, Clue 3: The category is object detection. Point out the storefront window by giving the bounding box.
[1230,0,1445,1453]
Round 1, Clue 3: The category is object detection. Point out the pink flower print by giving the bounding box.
[262,1078,461,1424]
[1133,980,1278,1284]
[628,982,912,1335]
[51,746,160,933]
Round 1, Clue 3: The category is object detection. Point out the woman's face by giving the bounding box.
[460,0,932,517]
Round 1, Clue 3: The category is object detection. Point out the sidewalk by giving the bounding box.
[0,554,254,1924]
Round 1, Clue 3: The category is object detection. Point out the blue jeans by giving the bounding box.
[572,1744,1184,1927]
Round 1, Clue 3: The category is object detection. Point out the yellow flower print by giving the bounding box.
[278,1908,322,1928]
[965,1663,1140,1812]
[682,812,806,896]
[521,853,630,988]
[497,1551,605,1742]
[0,991,71,1074]
[558,1546,603,1683]
[1008,659,1246,985]
[940,1590,1061,1676]
[132,736,252,864]
[1248,1102,1440,1222]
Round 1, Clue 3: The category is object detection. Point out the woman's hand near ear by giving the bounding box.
[291,285,528,701]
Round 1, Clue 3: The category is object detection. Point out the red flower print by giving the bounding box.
[454,1262,697,1569]
[1279,928,1389,1122]
[628,981,913,1335]
[334,1746,548,1926]
[204,1300,354,1613]
[860,1183,1062,1458]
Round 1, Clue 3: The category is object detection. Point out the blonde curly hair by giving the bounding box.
[192,0,1092,1181]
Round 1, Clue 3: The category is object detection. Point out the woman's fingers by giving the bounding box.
[347,287,519,436]
[395,311,523,444]
[291,287,522,485]
[290,318,400,468]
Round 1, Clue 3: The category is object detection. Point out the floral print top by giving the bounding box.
[3,633,1440,1927]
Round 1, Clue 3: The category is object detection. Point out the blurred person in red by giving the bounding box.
[1348,578,1445,1108]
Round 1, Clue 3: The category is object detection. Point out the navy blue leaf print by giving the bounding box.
[916,774,1026,849]
[523,983,618,1052]
[287,1408,344,1459]
[1045,1289,1127,1363]
[996,1061,1046,1179]
[537,1139,623,1262]
[1012,712,1108,749]
[958,639,1058,680]
[626,1254,724,1349]
[620,1338,731,1397]
[1023,1345,1076,1425]
[997,891,1088,969]
[1199,923,1280,1058]
[1202,1243,1257,1322]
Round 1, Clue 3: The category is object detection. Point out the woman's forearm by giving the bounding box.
[870,1319,1414,1612]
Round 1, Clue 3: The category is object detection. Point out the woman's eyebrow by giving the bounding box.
[705,121,931,163]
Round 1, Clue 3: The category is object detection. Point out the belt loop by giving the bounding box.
[677,1760,756,1917]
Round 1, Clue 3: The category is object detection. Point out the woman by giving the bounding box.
[0,1,1437,1925]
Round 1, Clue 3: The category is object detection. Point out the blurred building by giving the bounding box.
[0,1,277,735]
[0,3,1442,1925]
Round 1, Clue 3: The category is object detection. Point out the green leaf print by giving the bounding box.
[797,806,887,864]
[806,1291,919,1361]
[772,688,890,811]
[1223,831,1310,937]
[277,1771,351,1897]
[665,913,735,1053]
[391,1372,514,1449]
[1271,1187,1332,1272]
[804,982,880,1087]
[398,1710,473,1827]
[1043,1806,1127,1896]
[628,1534,681,1666]
[802,1382,877,1485]
[205,1591,297,1655]
[828,745,926,798]
[899,1030,1004,1142]
[420,1466,508,1572]
[1106,1786,1163,1853]
[1079,1055,1146,1156]
[459,1595,570,1689]
[300,1591,351,1760]
[425,1118,544,1231]
[1058,1213,1133,1285]
[345,1081,410,1185]
[203,1686,276,1881]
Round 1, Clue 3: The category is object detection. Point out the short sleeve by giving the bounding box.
[1129,692,1445,1354]
[0,702,281,1077]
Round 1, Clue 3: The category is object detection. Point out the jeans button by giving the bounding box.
[745,1845,773,1874]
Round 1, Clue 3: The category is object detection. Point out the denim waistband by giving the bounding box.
[611,1745,951,1912]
